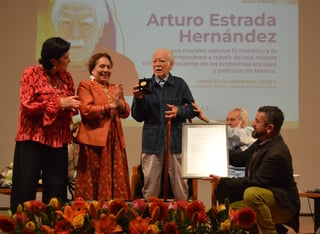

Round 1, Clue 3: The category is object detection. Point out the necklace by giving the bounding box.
[100,83,116,118]
[47,75,60,89]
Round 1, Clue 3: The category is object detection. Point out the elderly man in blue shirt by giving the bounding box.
[132,48,197,200]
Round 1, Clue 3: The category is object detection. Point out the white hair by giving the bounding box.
[51,0,109,31]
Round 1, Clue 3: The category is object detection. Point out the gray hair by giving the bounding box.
[153,48,175,66]
[232,107,249,124]
[51,0,109,31]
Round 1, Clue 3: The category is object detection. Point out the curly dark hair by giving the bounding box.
[39,37,70,70]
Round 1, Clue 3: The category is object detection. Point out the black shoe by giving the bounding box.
[276,224,288,234]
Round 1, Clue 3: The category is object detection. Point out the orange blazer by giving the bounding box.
[76,79,130,148]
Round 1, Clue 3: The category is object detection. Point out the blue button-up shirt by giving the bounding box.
[131,73,197,154]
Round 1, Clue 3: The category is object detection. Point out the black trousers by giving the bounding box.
[10,141,68,211]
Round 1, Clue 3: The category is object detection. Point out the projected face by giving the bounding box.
[52,0,105,70]
[226,110,242,128]
[152,50,173,79]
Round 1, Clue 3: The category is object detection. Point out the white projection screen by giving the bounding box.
[36,0,299,127]
[181,124,229,178]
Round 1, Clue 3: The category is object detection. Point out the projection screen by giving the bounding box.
[36,0,299,127]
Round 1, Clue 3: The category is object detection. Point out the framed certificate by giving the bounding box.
[181,123,229,178]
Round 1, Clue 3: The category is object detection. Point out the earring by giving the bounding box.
[90,74,95,81]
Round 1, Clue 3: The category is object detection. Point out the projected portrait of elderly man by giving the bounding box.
[50,0,138,94]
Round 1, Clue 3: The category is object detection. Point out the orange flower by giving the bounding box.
[89,200,104,219]
[148,196,168,221]
[90,213,122,233]
[0,215,16,233]
[40,225,55,234]
[56,205,74,224]
[129,216,150,234]
[71,197,88,216]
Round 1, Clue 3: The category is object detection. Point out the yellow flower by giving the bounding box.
[25,221,36,230]
[148,223,160,234]
[217,204,226,211]
[220,219,231,232]
[73,214,85,229]
[49,197,60,210]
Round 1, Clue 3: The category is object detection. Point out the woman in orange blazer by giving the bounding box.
[74,52,131,200]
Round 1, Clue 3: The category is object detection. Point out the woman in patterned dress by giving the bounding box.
[74,52,131,200]
[10,37,81,211]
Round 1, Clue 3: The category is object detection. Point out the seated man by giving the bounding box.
[206,106,300,234]
[191,104,255,177]
[226,108,256,178]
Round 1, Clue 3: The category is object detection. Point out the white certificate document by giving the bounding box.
[181,124,229,178]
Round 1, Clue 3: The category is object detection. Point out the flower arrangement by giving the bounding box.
[0,162,13,188]
[0,197,256,233]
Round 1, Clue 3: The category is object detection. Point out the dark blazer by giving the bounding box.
[219,135,300,232]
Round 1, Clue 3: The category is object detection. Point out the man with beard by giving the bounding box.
[206,106,300,234]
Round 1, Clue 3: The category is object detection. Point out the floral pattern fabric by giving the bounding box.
[74,80,131,200]
[74,120,131,200]
[15,65,75,147]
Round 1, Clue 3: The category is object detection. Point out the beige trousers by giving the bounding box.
[141,153,188,200]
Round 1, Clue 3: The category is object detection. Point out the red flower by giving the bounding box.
[198,210,208,223]
[0,215,16,232]
[54,219,73,234]
[148,196,169,221]
[108,198,128,218]
[186,200,206,219]
[176,200,188,212]
[13,211,29,225]
[21,228,35,234]
[131,199,147,215]
[23,200,46,215]
[163,221,179,234]
[233,207,256,229]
